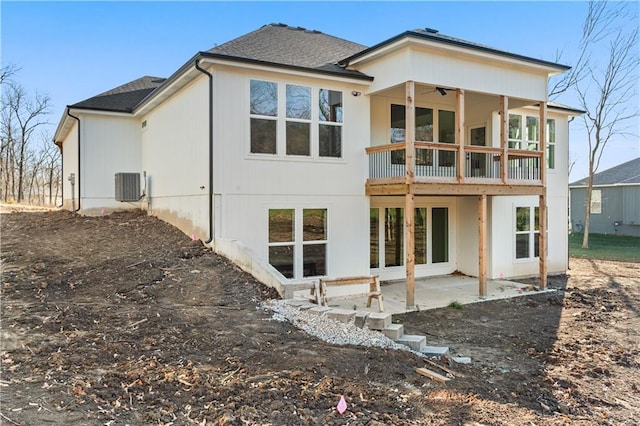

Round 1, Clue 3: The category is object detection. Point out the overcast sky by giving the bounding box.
[2,1,638,181]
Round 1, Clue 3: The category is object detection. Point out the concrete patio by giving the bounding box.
[309,275,554,315]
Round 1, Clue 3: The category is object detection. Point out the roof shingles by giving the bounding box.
[71,76,166,113]
[570,158,640,186]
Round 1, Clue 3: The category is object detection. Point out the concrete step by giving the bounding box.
[326,308,356,323]
[397,334,427,351]
[307,306,333,316]
[382,323,404,340]
[420,346,450,357]
[366,312,392,330]
[354,312,370,328]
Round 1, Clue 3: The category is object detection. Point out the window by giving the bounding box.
[385,208,404,267]
[509,114,543,151]
[286,85,311,156]
[250,80,278,154]
[370,208,379,268]
[250,80,344,159]
[268,208,327,279]
[319,89,342,158]
[591,189,602,214]
[547,119,556,169]
[515,206,540,259]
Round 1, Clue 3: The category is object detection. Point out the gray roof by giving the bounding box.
[71,76,166,112]
[341,27,571,71]
[206,23,370,79]
[570,158,640,186]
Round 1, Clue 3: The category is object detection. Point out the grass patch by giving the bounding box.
[569,233,640,263]
[448,301,464,310]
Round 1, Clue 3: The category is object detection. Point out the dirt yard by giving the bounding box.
[1,210,639,425]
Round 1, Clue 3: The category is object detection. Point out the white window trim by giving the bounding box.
[514,205,540,262]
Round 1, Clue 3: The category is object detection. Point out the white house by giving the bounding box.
[53,24,582,307]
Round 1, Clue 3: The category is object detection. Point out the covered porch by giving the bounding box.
[366,81,550,309]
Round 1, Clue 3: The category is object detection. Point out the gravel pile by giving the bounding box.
[264,300,417,353]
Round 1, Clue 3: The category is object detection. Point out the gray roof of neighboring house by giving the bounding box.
[70,76,166,113]
[570,158,640,186]
[205,23,370,79]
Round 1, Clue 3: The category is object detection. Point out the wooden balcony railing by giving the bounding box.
[366,143,543,184]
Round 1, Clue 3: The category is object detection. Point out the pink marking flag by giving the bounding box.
[336,395,347,414]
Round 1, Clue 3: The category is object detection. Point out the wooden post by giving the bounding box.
[405,81,416,309]
[500,95,508,183]
[456,89,465,183]
[478,193,487,297]
[539,193,547,289]
[539,101,547,185]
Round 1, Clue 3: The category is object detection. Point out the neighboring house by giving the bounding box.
[53,24,582,307]
[569,158,640,237]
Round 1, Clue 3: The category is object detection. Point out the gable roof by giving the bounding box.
[205,23,370,79]
[341,28,571,72]
[570,158,640,186]
[70,76,166,113]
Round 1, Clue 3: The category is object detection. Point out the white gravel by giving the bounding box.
[264,300,417,353]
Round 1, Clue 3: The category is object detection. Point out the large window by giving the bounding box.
[250,80,278,154]
[250,80,344,159]
[268,208,327,279]
[515,206,540,260]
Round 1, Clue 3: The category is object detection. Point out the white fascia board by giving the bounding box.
[570,183,640,189]
[349,37,566,77]
[198,57,372,87]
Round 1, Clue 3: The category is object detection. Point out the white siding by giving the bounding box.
[356,46,549,101]
[80,114,142,214]
[60,121,78,210]
[141,75,210,239]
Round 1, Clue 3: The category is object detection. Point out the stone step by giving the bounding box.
[396,334,427,351]
[354,312,370,328]
[420,346,450,357]
[307,306,333,316]
[382,324,404,340]
[326,308,356,323]
[365,312,393,330]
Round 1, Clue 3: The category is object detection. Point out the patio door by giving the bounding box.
[370,205,450,273]
[468,125,486,177]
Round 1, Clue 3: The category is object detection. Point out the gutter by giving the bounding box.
[67,109,81,213]
[194,59,214,244]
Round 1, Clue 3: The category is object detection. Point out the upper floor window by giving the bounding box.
[250,80,278,154]
[547,119,556,169]
[508,114,539,150]
[319,89,343,158]
[249,79,344,159]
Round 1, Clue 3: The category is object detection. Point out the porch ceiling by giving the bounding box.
[370,83,536,109]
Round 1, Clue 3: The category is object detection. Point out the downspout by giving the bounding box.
[67,109,81,212]
[194,59,214,244]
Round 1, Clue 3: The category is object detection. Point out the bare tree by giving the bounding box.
[0,66,52,203]
[576,2,639,248]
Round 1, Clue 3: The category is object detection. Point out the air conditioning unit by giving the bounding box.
[115,173,141,202]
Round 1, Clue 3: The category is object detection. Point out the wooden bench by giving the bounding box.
[310,275,384,312]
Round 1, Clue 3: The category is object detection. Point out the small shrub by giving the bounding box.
[448,301,463,310]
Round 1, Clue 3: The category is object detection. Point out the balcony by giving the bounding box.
[366,142,544,196]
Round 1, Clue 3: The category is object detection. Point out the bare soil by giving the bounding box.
[1,210,639,425]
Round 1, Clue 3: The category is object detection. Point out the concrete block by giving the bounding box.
[354,312,370,328]
[366,313,392,330]
[451,356,471,364]
[421,346,450,357]
[382,324,404,340]
[307,306,333,316]
[326,308,356,323]
[298,303,317,311]
[284,299,307,307]
[397,334,426,351]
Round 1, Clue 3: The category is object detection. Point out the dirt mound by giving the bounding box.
[2,211,639,424]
